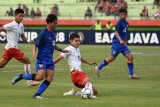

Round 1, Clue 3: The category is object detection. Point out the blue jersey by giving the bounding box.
[112,19,129,44]
[34,28,56,63]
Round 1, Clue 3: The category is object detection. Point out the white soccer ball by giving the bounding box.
[81,88,93,99]
[0,31,7,37]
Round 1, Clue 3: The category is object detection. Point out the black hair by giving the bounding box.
[119,8,127,14]
[14,9,24,15]
[46,14,57,24]
[70,33,80,40]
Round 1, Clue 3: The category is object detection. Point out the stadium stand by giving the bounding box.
[0,0,159,19]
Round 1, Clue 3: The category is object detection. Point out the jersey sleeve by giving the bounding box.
[34,30,44,46]
[3,22,13,31]
[60,48,71,58]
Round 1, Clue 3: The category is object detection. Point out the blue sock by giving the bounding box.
[98,60,108,70]
[22,73,35,80]
[35,80,50,96]
[127,63,134,76]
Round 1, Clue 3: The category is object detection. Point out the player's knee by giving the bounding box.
[0,64,5,68]
[128,55,133,61]
[82,78,90,85]
[35,75,44,81]
[46,75,53,82]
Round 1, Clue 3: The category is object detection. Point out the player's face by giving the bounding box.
[120,12,127,20]
[15,13,24,23]
[70,38,80,48]
[50,20,58,30]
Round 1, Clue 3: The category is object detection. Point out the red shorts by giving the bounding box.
[71,70,89,88]
[2,48,24,60]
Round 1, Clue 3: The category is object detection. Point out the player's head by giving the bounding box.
[69,33,80,48]
[14,9,24,23]
[46,14,58,30]
[119,8,127,20]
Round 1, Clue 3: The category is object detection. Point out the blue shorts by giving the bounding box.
[36,60,54,71]
[111,43,131,57]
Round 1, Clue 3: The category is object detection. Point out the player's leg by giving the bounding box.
[33,69,54,99]
[0,58,10,68]
[95,46,119,77]
[14,49,39,86]
[124,53,139,79]
[122,46,139,79]
[0,49,12,68]
[82,77,98,95]
[12,62,46,85]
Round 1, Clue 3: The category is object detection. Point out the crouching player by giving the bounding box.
[54,33,98,98]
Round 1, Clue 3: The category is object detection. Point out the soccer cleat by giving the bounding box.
[129,74,139,79]
[92,95,97,99]
[12,74,23,85]
[27,80,40,87]
[63,89,76,96]
[95,66,101,78]
[32,95,43,99]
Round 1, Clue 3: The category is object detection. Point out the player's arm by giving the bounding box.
[114,31,124,44]
[0,26,5,38]
[114,22,125,45]
[81,57,97,66]
[54,55,64,64]
[21,34,34,44]
[55,45,68,53]
[32,44,37,58]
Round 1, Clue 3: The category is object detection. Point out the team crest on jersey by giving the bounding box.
[39,64,43,68]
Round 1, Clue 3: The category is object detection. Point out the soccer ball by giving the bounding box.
[81,88,93,99]
[0,31,7,37]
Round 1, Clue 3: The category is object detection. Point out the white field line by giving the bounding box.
[2,65,160,73]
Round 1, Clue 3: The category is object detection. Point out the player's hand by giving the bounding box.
[89,62,97,66]
[27,40,34,44]
[120,40,125,45]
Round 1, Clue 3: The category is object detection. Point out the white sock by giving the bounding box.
[24,64,31,74]
[74,92,81,96]
[85,82,93,90]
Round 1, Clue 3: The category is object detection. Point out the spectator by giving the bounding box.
[153,0,160,9]
[35,7,42,18]
[84,7,93,19]
[51,4,59,16]
[90,20,102,30]
[23,4,29,17]
[95,0,101,12]
[153,9,160,19]
[33,0,40,3]
[140,6,149,19]
[106,21,115,31]
[6,7,14,16]
[30,7,36,19]
[17,3,22,9]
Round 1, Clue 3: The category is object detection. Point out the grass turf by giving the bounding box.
[0,44,160,107]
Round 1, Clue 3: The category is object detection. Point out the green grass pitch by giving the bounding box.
[0,44,160,107]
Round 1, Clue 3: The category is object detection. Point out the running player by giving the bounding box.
[0,9,39,86]
[11,14,67,99]
[54,33,98,98]
[95,8,139,79]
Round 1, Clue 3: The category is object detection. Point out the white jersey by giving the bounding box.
[60,45,82,72]
[3,20,24,50]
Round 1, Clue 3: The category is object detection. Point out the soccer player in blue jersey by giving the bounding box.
[11,14,67,99]
[95,8,139,79]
